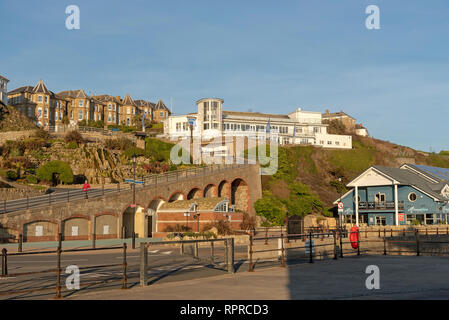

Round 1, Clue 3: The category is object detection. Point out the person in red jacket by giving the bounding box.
[83,180,91,199]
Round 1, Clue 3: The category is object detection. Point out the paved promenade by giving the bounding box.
[68,255,449,300]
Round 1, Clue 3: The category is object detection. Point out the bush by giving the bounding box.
[145,138,175,162]
[6,170,18,180]
[65,141,78,149]
[64,131,84,145]
[203,220,232,235]
[33,128,50,139]
[240,212,256,231]
[25,175,38,184]
[104,137,134,150]
[164,225,192,232]
[254,191,286,226]
[3,140,26,157]
[124,147,145,159]
[36,161,74,185]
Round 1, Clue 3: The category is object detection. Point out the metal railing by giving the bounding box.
[0,163,249,215]
[0,244,127,299]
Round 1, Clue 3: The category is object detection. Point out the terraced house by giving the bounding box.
[336,164,449,226]
[8,79,170,129]
[8,80,69,130]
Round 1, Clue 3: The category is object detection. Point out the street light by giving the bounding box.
[193,214,201,232]
[132,154,137,239]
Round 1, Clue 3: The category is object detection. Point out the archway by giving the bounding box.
[218,180,230,198]
[23,220,58,242]
[168,192,184,202]
[204,184,217,198]
[187,188,201,200]
[147,198,166,236]
[231,178,249,212]
[122,205,145,238]
[62,217,89,240]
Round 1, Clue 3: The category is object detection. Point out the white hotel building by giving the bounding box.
[163,98,352,149]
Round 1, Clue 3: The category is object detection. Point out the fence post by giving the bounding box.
[27,196,29,210]
[415,230,420,257]
[280,232,285,267]
[339,230,344,258]
[249,235,254,272]
[1,248,7,277]
[227,238,235,274]
[333,231,337,260]
[309,232,313,263]
[140,243,148,287]
[365,229,368,239]
[383,236,387,255]
[55,248,61,299]
[18,234,23,253]
[122,243,127,289]
[3,200,6,214]
[378,228,380,238]
[194,241,199,258]
[67,190,70,203]
[132,232,136,250]
[265,228,268,245]
[180,241,184,255]
[58,233,62,251]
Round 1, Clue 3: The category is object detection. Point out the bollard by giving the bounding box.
[18,234,23,253]
[122,243,127,289]
[55,248,61,299]
[132,232,136,250]
[140,243,148,287]
[1,248,7,277]
[210,241,215,264]
[333,231,337,260]
[280,232,285,267]
[249,235,254,272]
[309,232,314,263]
[226,238,235,274]
[194,241,199,259]
[415,230,420,257]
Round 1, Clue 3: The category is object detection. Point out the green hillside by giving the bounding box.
[255,135,449,225]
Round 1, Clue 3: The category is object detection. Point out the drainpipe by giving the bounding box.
[394,184,399,226]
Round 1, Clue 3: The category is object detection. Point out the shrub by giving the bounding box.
[6,170,18,180]
[25,175,38,184]
[203,220,232,235]
[254,191,286,226]
[36,161,74,185]
[240,212,256,231]
[164,225,192,232]
[65,141,78,149]
[104,137,134,150]
[124,147,145,159]
[145,138,175,162]
[64,131,84,145]
[4,140,26,157]
[23,138,47,151]
[33,128,50,139]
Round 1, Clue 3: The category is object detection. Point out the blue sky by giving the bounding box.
[1,0,449,152]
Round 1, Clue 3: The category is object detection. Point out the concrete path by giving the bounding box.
[68,255,449,300]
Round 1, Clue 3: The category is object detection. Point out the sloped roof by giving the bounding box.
[122,93,136,106]
[404,164,449,183]
[373,165,448,201]
[0,75,9,82]
[159,197,228,211]
[323,111,356,120]
[33,80,50,94]
[8,86,34,94]
[155,99,167,110]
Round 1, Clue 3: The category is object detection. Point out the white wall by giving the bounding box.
[315,133,352,149]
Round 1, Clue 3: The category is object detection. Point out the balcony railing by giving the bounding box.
[358,201,405,210]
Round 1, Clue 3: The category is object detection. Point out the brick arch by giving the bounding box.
[146,196,167,211]
[187,187,202,200]
[121,203,146,238]
[95,212,119,218]
[218,180,231,198]
[168,191,185,202]
[204,183,218,198]
[22,219,59,242]
[231,178,250,213]
[62,215,90,241]
[94,212,119,240]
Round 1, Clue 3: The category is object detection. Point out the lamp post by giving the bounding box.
[194,214,201,232]
[132,154,137,238]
